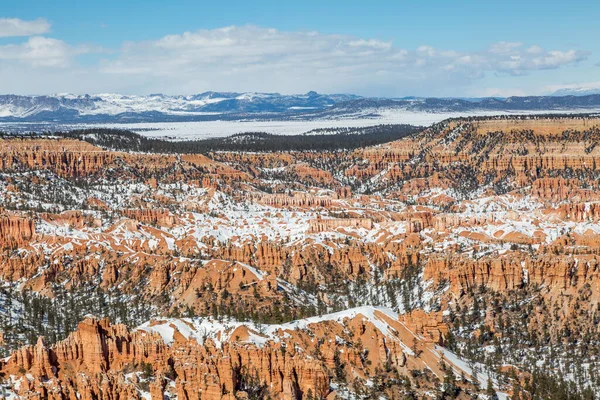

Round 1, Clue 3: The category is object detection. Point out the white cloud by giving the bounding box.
[0,18,51,37]
[0,36,102,68]
[7,37,71,67]
[471,87,528,97]
[489,42,523,55]
[348,39,393,50]
[0,25,590,96]
[95,26,588,95]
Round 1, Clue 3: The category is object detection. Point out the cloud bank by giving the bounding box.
[0,23,590,96]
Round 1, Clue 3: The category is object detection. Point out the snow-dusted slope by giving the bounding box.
[551,86,600,96]
[1,92,600,125]
[0,91,360,120]
[137,306,399,347]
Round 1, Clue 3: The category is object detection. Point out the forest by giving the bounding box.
[45,124,420,152]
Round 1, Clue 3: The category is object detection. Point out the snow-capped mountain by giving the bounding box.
[551,86,600,96]
[0,91,360,122]
[1,91,600,124]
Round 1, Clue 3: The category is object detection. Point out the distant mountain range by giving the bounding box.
[1,91,600,124]
[551,86,600,97]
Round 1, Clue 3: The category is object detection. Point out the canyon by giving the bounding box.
[1,115,600,398]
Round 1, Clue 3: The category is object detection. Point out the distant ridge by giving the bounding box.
[1,91,600,124]
[551,86,600,96]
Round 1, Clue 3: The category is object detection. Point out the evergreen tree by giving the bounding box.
[486,378,498,400]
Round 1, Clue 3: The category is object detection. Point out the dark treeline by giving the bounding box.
[445,112,600,124]
[47,124,420,153]
[0,284,156,357]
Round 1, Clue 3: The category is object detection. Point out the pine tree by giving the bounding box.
[443,367,459,399]
[486,378,498,400]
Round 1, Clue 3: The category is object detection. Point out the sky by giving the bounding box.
[0,0,599,97]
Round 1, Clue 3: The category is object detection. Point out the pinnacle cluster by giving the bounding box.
[1,115,600,399]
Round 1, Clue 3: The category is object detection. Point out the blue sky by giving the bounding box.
[1,0,599,96]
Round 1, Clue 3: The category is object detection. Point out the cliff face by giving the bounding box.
[121,209,176,227]
[252,192,334,208]
[353,118,600,197]
[0,138,115,177]
[2,309,453,400]
[0,214,35,248]
[421,252,600,314]
[308,217,373,233]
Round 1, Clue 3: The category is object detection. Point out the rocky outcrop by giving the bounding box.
[398,310,448,344]
[423,252,600,299]
[308,217,373,233]
[1,309,454,399]
[252,192,334,208]
[292,164,335,185]
[424,256,525,294]
[0,138,115,177]
[351,118,600,194]
[543,202,600,222]
[0,214,35,248]
[122,209,176,227]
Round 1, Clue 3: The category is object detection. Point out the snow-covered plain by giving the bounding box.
[63,111,449,140]
[63,108,600,140]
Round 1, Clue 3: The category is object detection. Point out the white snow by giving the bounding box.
[137,306,399,348]
[42,108,600,140]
